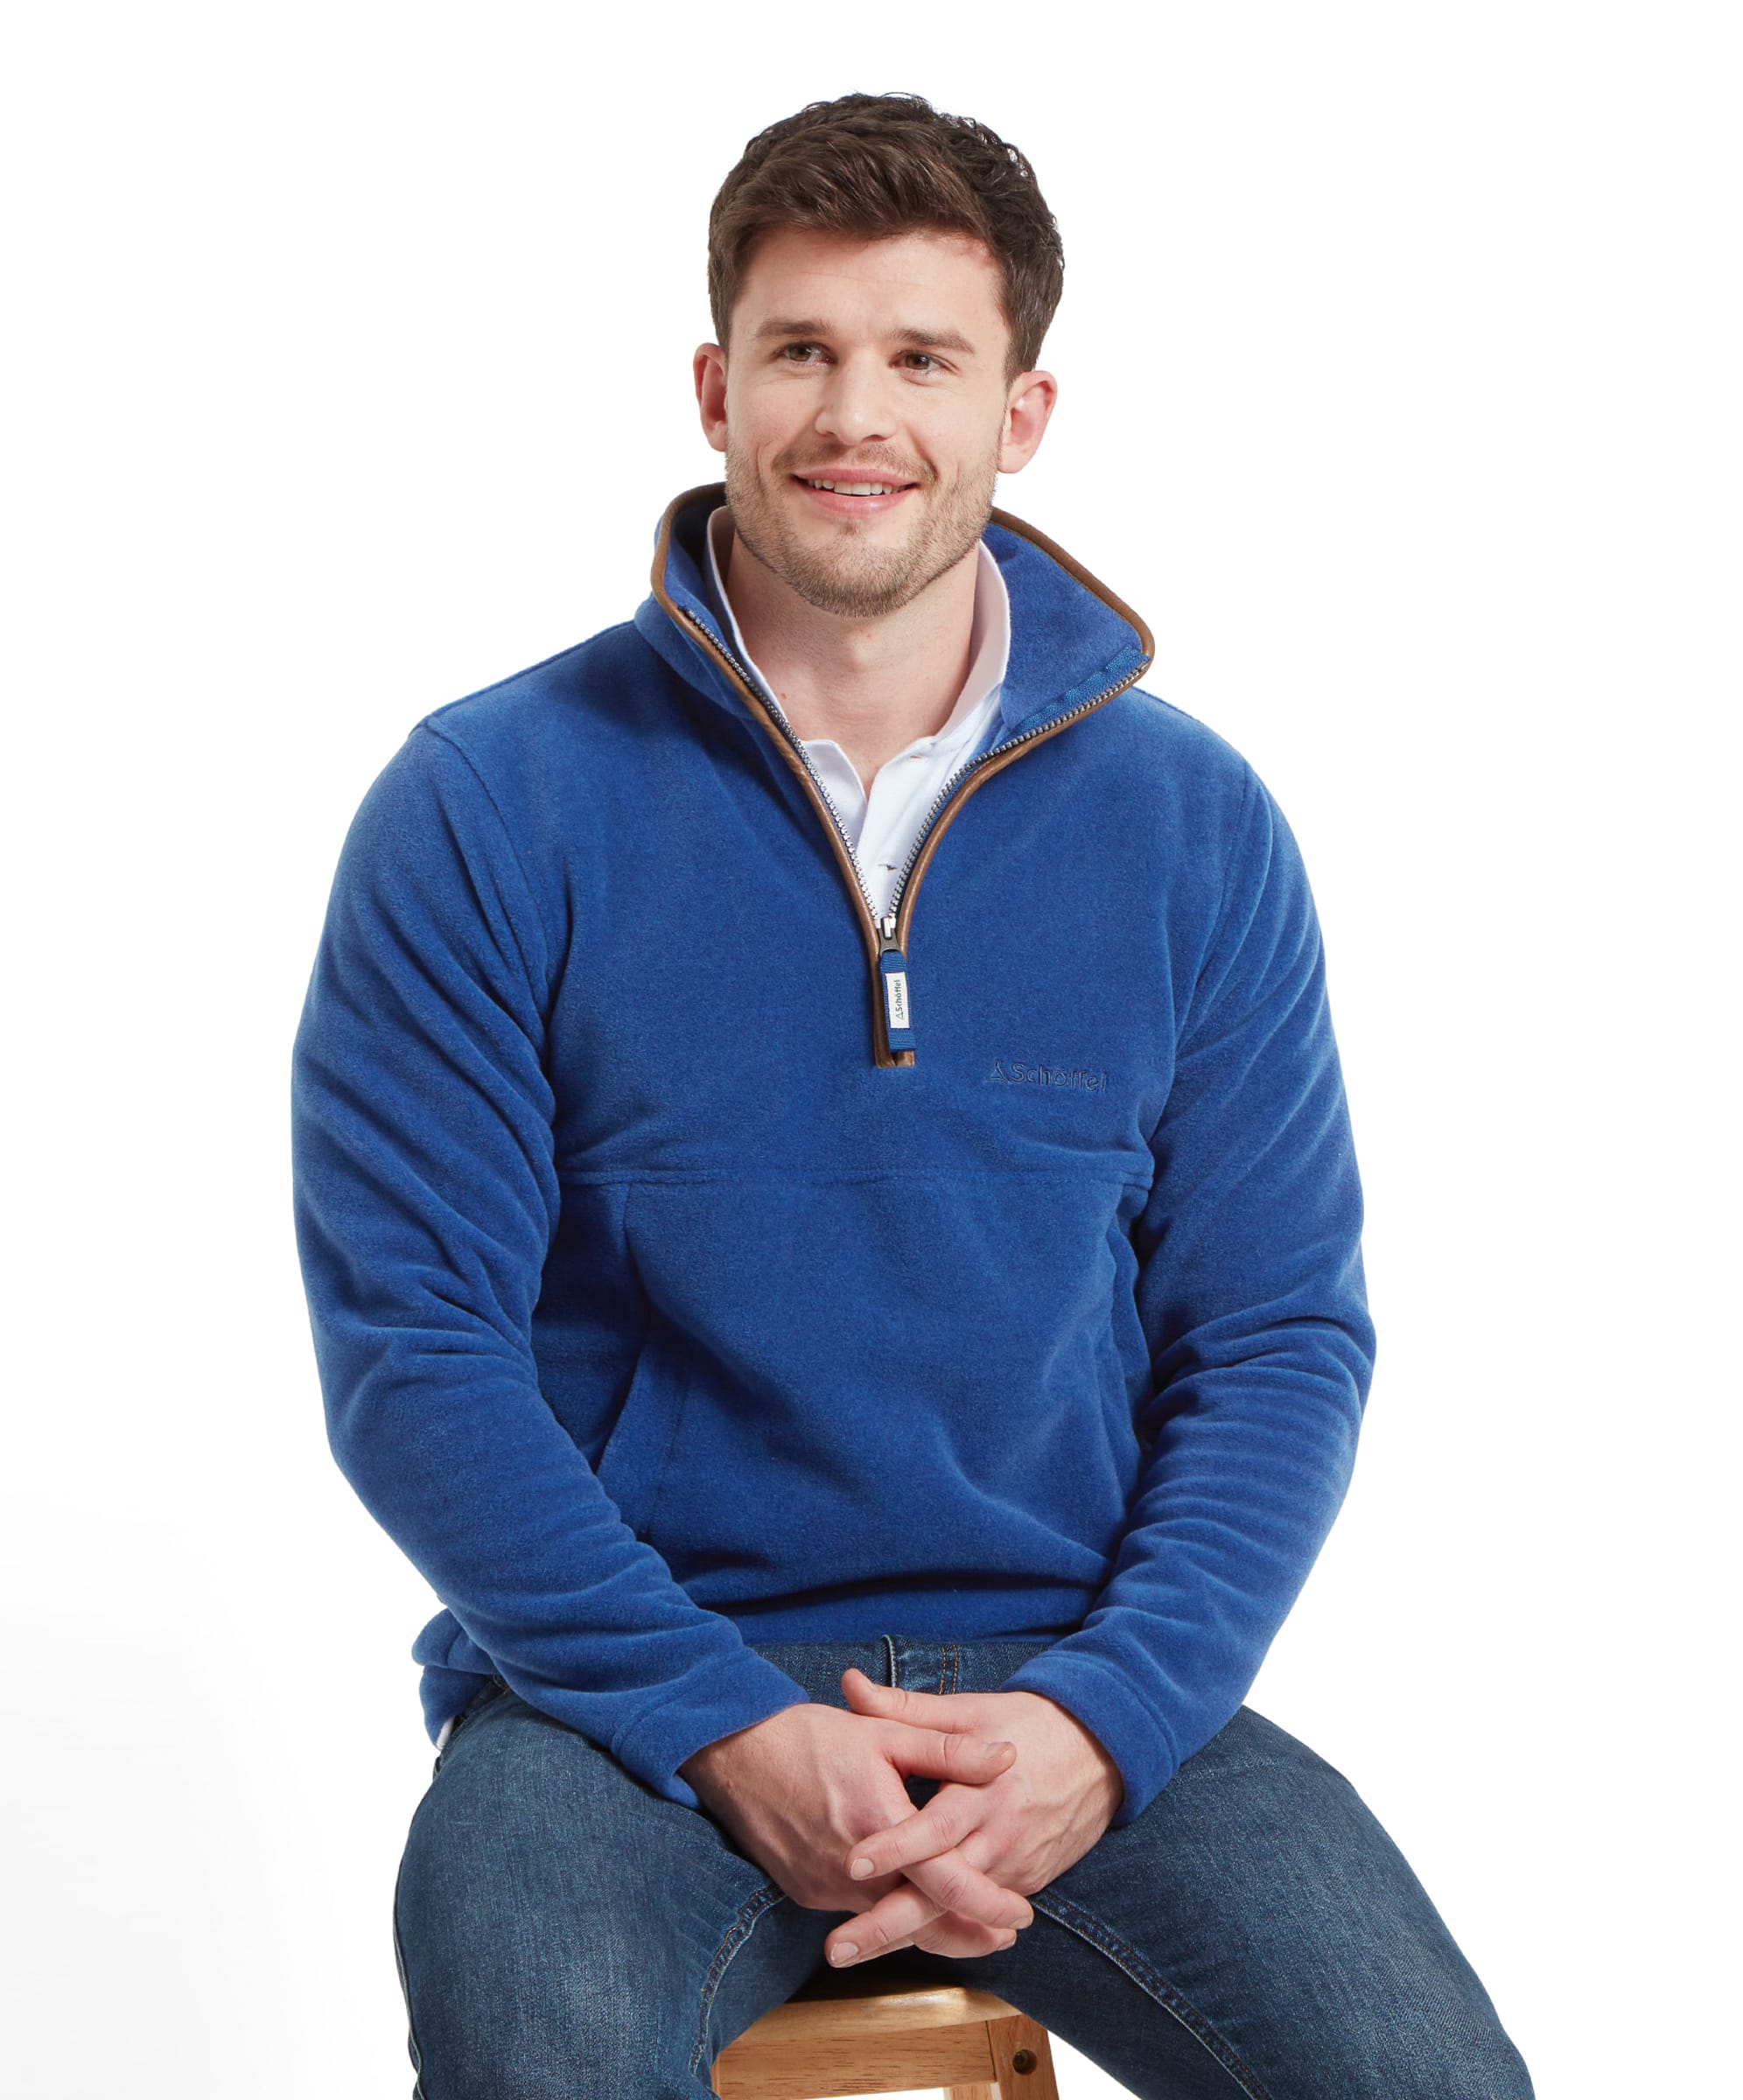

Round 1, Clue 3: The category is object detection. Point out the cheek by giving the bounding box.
[924,406,1003,476]
[721,388,783,450]
[757,423,816,476]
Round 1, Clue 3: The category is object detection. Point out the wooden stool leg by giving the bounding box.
[984,2009,1060,2099]
[946,2085,997,2100]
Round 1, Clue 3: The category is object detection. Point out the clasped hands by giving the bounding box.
[682,1667,1124,1970]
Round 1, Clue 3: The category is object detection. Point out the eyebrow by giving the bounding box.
[751,316,978,357]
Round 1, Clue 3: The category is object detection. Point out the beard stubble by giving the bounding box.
[721,438,1000,621]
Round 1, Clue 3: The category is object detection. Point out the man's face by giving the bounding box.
[695,226,1054,622]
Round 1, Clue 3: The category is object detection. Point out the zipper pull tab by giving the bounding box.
[876,912,916,1054]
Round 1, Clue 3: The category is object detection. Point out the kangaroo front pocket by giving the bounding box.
[592,1312,696,1541]
[617,1168,1150,1599]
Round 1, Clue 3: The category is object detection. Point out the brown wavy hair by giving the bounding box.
[707,91,1065,387]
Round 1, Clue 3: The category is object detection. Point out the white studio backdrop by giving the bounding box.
[4,4,1737,2094]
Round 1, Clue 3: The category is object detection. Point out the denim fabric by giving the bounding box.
[391,1636,1532,2099]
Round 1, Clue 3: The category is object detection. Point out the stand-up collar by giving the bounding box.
[702,502,1012,754]
[632,482,1153,746]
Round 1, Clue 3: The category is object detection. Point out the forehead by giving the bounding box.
[734,226,1006,337]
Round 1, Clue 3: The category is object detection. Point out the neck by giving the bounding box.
[720,522,978,789]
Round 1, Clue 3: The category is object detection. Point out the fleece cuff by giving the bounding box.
[997,1648,1180,1829]
[612,1652,815,1813]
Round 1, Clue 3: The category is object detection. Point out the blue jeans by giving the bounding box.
[393,1636,1534,2097]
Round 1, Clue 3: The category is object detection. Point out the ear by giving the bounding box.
[695,342,729,454]
[998,368,1058,474]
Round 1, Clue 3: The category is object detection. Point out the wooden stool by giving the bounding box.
[710,1960,1060,2098]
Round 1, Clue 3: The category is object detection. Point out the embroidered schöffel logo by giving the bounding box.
[988,1058,1109,1092]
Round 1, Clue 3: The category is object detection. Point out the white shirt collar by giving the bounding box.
[704,503,1010,755]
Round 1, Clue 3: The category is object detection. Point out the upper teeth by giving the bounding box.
[804,479,904,495]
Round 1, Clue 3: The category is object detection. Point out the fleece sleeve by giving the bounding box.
[290,721,812,1807]
[997,766,1376,1827]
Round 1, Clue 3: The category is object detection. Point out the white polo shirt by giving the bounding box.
[705,503,1012,925]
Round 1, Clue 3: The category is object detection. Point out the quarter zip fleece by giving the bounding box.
[290,482,1376,1828]
[703,503,1012,925]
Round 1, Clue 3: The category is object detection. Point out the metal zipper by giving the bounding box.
[881,672,1144,929]
[678,602,1148,1064]
[681,606,883,926]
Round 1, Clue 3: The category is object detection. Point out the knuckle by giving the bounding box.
[916,1918,970,1956]
[926,1912,1001,1957]
[936,1796,971,1841]
[931,1859,974,1912]
[913,1812,956,1862]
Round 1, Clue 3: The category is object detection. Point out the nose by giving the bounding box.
[811,348,900,451]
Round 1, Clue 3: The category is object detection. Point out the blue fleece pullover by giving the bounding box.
[289,482,1376,1829]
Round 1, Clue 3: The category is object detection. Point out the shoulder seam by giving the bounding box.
[411,719,558,990]
[1177,760,1262,1045]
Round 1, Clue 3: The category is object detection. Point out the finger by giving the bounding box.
[894,1723,1018,1785]
[842,1913,1019,1965]
[841,1670,989,1733]
[829,1877,1021,1966]
[914,1910,1022,1960]
[846,1800,1032,1932]
[847,1789,1029,1926]
[827,1878,944,1966]
[826,1867,934,1965]
[900,1844,1033,1932]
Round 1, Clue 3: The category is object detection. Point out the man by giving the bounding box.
[292,90,1534,2098]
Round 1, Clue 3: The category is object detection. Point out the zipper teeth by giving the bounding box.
[682,602,1149,934]
[883,665,1148,923]
[681,607,881,924]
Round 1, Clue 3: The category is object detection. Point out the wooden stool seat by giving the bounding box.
[710,1960,1060,2098]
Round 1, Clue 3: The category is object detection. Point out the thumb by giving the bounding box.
[890,1722,1018,1784]
[841,1668,985,1733]
[841,1667,900,1711]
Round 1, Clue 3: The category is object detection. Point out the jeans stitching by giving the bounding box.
[391,1852,432,2100]
[1029,1887,1275,2100]
[689,1883,788,2083]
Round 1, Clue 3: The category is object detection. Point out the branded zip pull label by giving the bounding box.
[877,913,916,1053]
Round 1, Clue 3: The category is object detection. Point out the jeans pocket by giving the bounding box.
[435,1673,508,1772]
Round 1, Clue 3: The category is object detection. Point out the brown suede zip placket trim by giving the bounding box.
[648,482,1156,1068]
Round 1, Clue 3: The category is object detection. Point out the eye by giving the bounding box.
[774,343,948,374]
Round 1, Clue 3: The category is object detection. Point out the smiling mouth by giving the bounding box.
[792,475,918,498]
